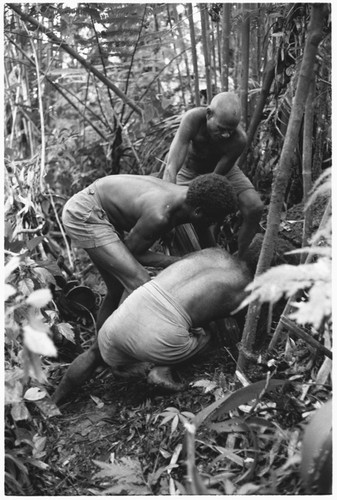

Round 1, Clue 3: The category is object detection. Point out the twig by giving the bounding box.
[47,191,74,270]
[280,316,332,359]
[25,25,45,192]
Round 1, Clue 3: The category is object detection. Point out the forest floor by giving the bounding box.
[32,334,318,496]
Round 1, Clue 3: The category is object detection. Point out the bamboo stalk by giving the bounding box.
[187,4,200,106]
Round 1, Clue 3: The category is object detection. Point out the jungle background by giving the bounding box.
[3,2,332,496]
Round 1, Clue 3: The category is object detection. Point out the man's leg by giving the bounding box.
[86,240,151,330]
[53,340,103,405]
[147,327,212,392]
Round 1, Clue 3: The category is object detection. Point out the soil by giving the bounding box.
[36,345,239,495]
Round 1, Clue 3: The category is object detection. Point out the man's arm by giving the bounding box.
[213,128,247,176]
[237,189,264,258]
[53,340,103,405]
[163,109,202,183]
[124,215,180,267]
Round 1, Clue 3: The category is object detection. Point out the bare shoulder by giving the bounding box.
[180,107,206,132]
[233,125,247,148]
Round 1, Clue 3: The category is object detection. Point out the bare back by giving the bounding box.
[95,175,183,232]
[155,248,252,325]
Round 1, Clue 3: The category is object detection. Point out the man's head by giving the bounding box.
[206,92,241,141]
[186,174,237,224]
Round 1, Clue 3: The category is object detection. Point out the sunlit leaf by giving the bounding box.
[10,402,30,422]
[26,288,53,308]
[24,387,48,401]
[5,256,21,280]
[5,379,24,405]
[4,284,17,300]
[18,277,35,296]
[23,325,57,357]
[56,322,75,343]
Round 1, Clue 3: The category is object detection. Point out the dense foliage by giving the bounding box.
[4,2,331,496]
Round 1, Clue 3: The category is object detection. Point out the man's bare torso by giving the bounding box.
[95,175,181,231]
[184,108,244,174]
[155,248,251,325]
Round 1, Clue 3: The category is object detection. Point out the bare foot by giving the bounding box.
[147,366,184,392]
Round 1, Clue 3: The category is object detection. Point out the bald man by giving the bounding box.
[163,92,263,257]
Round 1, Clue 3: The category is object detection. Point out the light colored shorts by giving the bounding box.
[177,165,254,196]
[62,181,122,249]
[98,280,211,368]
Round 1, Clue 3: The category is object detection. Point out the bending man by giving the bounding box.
[163,92,263,256]
[62,173,237,330]
[53,246,254,405]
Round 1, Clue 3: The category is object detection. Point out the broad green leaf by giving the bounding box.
[18,277,35,296]
[32,266,56,286]
[5,283,16,300]
[5,379,23,405]
[5,256,21,280]
[26,289,53,308]
[194,379,286,428]
[24,387,48,401]
[57,322,75,343]
[11,402,30,422]
[23,325,57,357]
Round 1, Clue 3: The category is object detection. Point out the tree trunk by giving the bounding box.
[166,5,186,107]
[173,5,193,104]
[210,24,217,92]
[200,4,212,103]
[237,60,275,173]
[187,4,200,106]
[237,4,328,372]
[301,77,315,262]
[240,4,251,129]
[221,3,231,91]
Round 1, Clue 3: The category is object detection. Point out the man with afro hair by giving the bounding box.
[61,173,237,330]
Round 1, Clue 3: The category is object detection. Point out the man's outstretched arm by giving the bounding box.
[53,340,104,405]
[237,189,264,258]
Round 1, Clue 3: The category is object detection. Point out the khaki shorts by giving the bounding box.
[176,165,254,196]
[98,280,211,368]
[62,181,122,249]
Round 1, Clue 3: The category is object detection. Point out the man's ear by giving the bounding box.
[206,107,212,119]
[193,206,203,218]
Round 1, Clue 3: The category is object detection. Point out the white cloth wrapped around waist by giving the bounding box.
[98,280,210,368]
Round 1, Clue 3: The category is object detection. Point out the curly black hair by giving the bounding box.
[186,174,237,220]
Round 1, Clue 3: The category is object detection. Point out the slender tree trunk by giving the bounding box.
[237,60,275,173]
[173,5,193,104]
[200,4,212,103]
[166,5,186,107]
[187,4,200,106]
[210,24,217,92]
[237,4,328,372]
[301,77,316,262]
[216,22,221,82]
[241,4,250,129]
[153,7,161,96]
[221,4,231,91]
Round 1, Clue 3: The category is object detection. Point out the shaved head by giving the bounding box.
[208,92,241,128]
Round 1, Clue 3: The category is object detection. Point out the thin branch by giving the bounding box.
[25,25,45,192]
[8,4,143,117]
